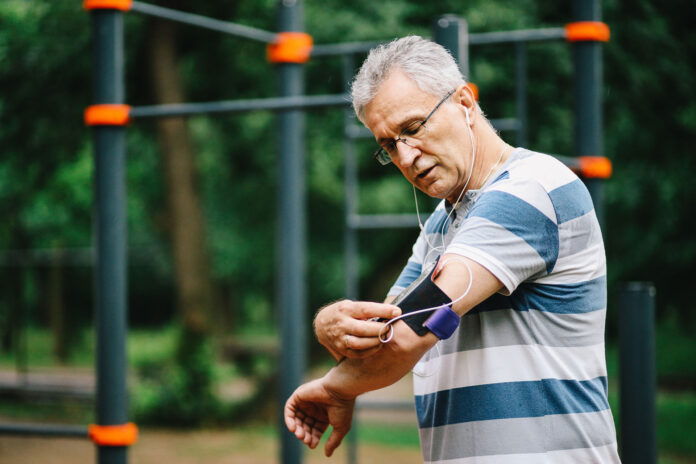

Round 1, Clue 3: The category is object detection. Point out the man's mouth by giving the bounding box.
[417,165,435,179]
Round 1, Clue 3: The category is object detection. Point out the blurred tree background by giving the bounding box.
[0,0,694,431]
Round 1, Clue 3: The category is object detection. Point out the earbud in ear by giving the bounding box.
[465,107,471,125]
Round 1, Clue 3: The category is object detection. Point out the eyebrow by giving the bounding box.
[375,114,423,144]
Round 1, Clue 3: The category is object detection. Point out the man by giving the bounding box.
[285,36,620,463]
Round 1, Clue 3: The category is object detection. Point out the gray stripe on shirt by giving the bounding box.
[419,409,618,461]
[435,308,607,355]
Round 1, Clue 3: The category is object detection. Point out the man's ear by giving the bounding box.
[453,84,477,120]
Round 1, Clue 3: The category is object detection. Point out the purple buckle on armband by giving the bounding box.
[423,304,460,340]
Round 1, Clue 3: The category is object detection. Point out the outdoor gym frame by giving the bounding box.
[0,1,656,464]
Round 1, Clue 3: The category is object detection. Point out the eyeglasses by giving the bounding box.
[372,89,455,166]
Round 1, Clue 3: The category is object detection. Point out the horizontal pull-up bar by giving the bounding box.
[469,27,566,45]
[0,423,87,438]
[129,1,277,43]
[129,94,350,119]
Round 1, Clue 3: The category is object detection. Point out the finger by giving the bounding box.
[344,334,383,351]
[309,420,328,449]
[344,319,393,338]
[284,399,297,432]
[325,427,349,457]
[294,417,305,440]
[341,301,401,321]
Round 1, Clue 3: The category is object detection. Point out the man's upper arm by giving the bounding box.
[433,254,503,316]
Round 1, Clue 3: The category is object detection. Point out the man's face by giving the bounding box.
[364,70,473,203]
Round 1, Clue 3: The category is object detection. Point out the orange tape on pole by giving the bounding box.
[267,32,313,63]
[578,156,612,179]
[467,82,479,101]
[88,422,138,446]
[83,0,133,11]
[565,21,610,42]
[84,104,131,126]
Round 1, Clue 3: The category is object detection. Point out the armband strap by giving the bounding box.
[392,260,452,337]
[423,304,460,340]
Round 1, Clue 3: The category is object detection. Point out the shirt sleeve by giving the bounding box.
[387,229,429,297]
[445,179,559,295]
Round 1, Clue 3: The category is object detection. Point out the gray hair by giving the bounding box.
[351,36,467,123]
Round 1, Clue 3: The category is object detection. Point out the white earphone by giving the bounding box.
[465,107,471,125]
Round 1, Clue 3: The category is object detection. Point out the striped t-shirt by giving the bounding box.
[388,148,620,463]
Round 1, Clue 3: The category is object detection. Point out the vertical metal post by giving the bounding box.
[90,8,128,464]
[572,0,606,230]
[434,15,469,78]
[618,282,657,464]
[275,1,306,464]
[515,42,529,148]
[342,54,360,464]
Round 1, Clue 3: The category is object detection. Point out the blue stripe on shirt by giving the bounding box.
[548,179,594,224]
[393,260,422,289]
[466,190,559,274]
[469,275,607,315]
[425,209,450,235]
[415,376,610,428]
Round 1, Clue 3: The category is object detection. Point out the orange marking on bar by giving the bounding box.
[84,104,131,126]
[88,422,138,446]
[565,21,610,42]
[467,82,479,101]
[83,0,133,11]
[267,32,313,63]
[578,156,612,179]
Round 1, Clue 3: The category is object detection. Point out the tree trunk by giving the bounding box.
[147,18,217,336]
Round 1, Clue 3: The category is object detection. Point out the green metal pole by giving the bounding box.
[618,282,657,464]
[90,8,129,464]
[434,15,469,78]
[572,0,606,231]
[275,1,306,464]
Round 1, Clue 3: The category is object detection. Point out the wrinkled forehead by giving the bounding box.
[364,70,441,135]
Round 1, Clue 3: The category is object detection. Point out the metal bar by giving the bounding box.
[342,53,359,464]
[90,8,129,464]
[618,282,657,464]
[345,125,372,140]
[469,27,566,45]
[0,423,88,438]
[343,56,359,302]
[129,94,350,119]
[311,41,381,57]
[130,1,277,43]
[434,15,469,78]
[275,1,306,463]
[490,117,521,132]
[311,26,566,58]
[515,42,529,147]
[572,0,606,231]
[348,214,424,230]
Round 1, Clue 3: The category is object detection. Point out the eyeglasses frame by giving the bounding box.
[371,89,456,166]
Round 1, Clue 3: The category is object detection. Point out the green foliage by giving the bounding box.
[131,327,221,426]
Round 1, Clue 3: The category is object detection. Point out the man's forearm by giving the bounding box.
[321,321,438,399]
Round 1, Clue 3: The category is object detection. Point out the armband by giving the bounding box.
[392,261,460,339]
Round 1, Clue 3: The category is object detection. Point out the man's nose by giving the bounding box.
[395,140,419,167]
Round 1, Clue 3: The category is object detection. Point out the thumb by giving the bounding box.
[324,426,349,457]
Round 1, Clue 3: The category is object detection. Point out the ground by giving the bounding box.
[0,367,422,463]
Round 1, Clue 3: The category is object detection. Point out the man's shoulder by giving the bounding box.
[503,148,579,194]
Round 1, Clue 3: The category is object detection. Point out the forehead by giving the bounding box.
[364,70,441,137]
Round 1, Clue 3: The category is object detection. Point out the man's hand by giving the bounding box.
[314,300,401,360]
[284,378,356,457]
